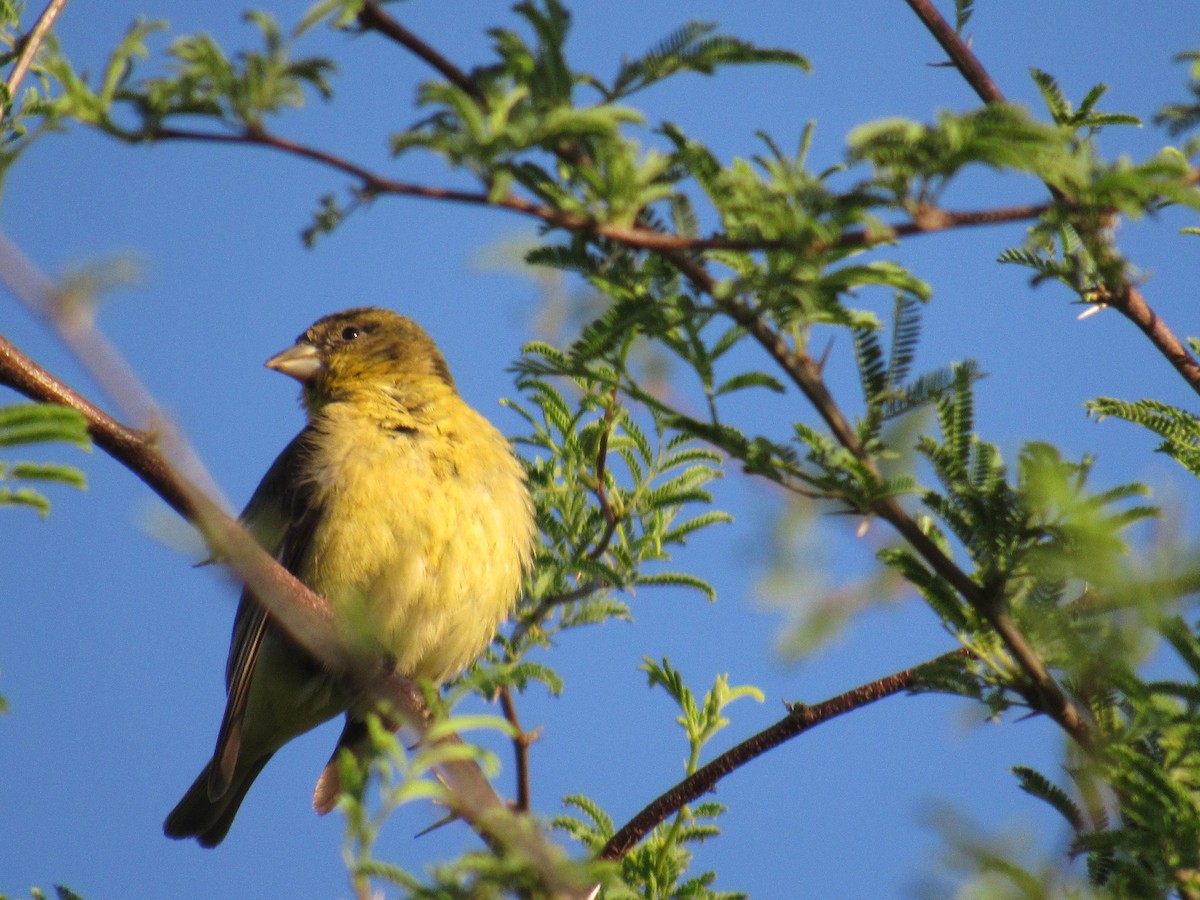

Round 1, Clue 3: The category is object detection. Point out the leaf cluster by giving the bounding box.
[555,659,762,900]
[0,403,89,516]
[43,11,335,138]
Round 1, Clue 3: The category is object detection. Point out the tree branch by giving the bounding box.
[497,684,535,813]
[650,243,1095,750]
[136,0,1091,770]
[356,1,487,107]
[903,0,1005,103]
[903,0,1200,398]
[148,127,1046,258]
[2,0,70,122]
[599,647,974,860]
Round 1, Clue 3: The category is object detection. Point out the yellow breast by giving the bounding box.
[297,380,534,683]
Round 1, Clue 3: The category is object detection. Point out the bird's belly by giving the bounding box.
[302,430,526,683]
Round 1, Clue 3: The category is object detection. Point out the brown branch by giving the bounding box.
[356,1,487,107]
[1111,284,1200,394]
[2,0,70,121]
[151,126,544,212]
[0,328,193,514]
[150,127,1044,259]
[652,243,1095,750]
[831,201,1050,250]
[903,0,1200,398]
[599,647,974,860]
[497,684,534,813]
[903,0,1005,103]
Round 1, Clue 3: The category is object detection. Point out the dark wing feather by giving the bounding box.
[207,428,325,798]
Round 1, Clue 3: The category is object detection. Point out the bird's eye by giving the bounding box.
[341,326,361,341]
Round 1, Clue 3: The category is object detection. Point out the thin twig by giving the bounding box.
[150,126,1045,259]
[903,0,1005,102]
[508,578,608,651]
[600,647,975,860]
[357,1,487,106]
[2,0,70,121]
[498,684,533,813]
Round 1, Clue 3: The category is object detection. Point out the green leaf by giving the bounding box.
[713,371,786,397]
[1013,765,1084,830]
[6,462,87,489]
[953,0,975,33]
[608,21,808,100]
[0,403,91,450]
[638,571,717,602]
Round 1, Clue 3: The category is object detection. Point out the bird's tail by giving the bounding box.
[163,754,273,847]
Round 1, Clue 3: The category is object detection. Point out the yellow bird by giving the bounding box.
[165,307,536,846]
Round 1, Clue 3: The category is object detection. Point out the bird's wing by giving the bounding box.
[208,429,324,798]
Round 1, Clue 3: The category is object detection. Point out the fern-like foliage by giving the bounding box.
[1156,50,1200,136]
[1012,765,1085,832]
[848,104,1068,204]
[1029,68,1141,132]
[554,659,761,899]
[501,355,731,668]
[953,0,975,34]
[604,20,809,101]
[891,369,1157,718]
[853,293,957,448]
[1088,397,1200,476]
[0,403,90,516]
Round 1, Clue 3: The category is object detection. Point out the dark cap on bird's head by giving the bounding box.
[265,308,455,402]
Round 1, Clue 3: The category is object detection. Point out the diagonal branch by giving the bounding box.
[903,0,1005,103]
[357,1,487,106]
[676,246,1091,748]
[599,647,974,860]
[2,0,71,121]
[903,0,1200,398]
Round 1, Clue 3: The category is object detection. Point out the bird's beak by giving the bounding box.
[265,341,322,383]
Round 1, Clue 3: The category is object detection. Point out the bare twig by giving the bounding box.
[600,647,975,860]
[497,684,534,813]
[2,0,70,121]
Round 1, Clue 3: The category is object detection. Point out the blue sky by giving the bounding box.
[2,2,1199,898]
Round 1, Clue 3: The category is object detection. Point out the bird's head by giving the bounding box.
[265,307,455,411]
